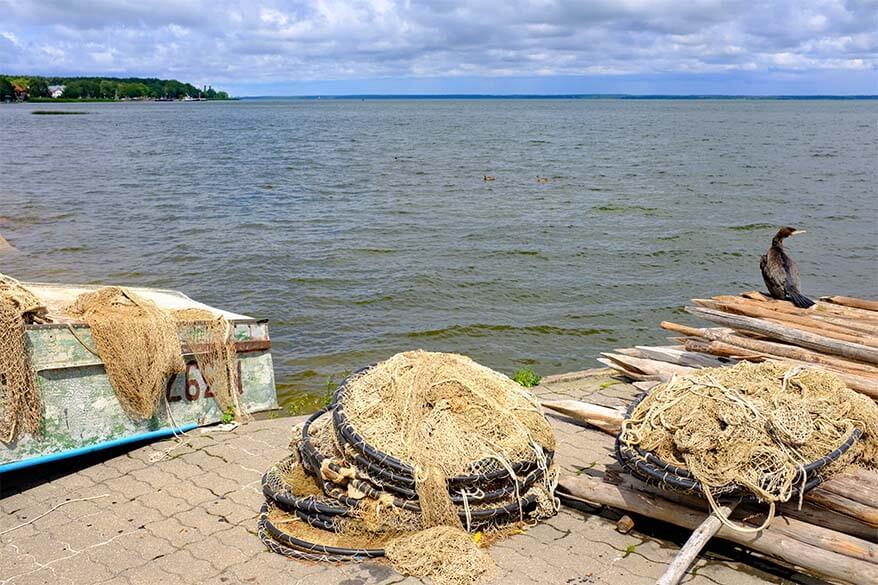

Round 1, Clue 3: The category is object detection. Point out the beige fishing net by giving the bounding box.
[264,350,558,585]
[0,274,47,443]
[67,287,185,419]
[174,309,250,421]
[64,289,249,421]
[385,526,496,585]
[620,361,878,529]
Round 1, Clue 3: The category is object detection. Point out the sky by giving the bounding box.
[1,0,876,96]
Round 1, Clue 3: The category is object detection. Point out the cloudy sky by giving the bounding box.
[1,0,876,95]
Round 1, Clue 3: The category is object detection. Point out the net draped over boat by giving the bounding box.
[0,274,46,443]
[66,288,249,421]
[67,287,186,419]
[174,308,250,421]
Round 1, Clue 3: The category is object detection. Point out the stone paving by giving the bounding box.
[1,370,799,585]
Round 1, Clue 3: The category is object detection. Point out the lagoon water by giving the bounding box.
[1,98,876,409]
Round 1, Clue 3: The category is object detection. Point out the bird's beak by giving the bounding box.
[791,230,806,236]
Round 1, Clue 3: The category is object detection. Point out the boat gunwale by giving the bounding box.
[26,317,271,330]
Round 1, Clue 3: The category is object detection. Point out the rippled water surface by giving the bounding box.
[1,99,876,409]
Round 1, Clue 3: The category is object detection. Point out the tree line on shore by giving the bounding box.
[0,75,230,101]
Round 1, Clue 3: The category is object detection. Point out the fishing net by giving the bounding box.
[173,309,250,421]
[618,361,877,531]
[67,287,184,419]
[259,350,558,585]
[385,526,496,585]
[0,274,47,443]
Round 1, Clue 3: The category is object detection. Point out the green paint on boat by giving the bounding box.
[0,283,278,468]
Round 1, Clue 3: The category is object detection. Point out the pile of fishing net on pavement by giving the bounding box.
[258,350,558,585]
[617,361,878,530]
[0,274,48,443]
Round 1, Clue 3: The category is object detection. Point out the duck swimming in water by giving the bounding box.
[760,226,814,308]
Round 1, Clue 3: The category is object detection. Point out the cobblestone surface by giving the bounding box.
[1,370,793,585]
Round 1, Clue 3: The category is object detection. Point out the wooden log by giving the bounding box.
[656,502,738,585]
[777,500,878,544]
[710,295,875,332]
[697,298,878,344]
[559,474,878,583]
[632,345,734,368]
[842,466,878,487]
[686,307,878,365]
[819,473,878,508]
[681,338,764,360]
[540,400,623,434]
[738,510,878,565]
[823,296,878,312]
[741,291,878,323]
[720,294,878,333]
[621,471,878,546]
[663,321,877,375]
[806,487,878,528]
[600,352,697,377]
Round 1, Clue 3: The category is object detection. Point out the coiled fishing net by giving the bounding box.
[68,287,185,419]
[0,274,46,443]
[619,361,877,529]
[259,350,558,585]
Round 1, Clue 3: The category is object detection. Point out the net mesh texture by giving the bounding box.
[261,350,559,585]
[0,274,46,443]
[619,360,878,530]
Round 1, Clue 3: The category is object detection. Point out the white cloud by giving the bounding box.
[0,0,874,92]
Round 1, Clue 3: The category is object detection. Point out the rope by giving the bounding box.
[65,323,101,358]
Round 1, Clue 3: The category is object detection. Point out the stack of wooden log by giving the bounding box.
[551,292,878,583]
[598,292,877,399]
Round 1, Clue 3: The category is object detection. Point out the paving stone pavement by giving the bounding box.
[1,370,798,585]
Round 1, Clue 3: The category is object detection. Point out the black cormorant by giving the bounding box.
[760,226,814,308]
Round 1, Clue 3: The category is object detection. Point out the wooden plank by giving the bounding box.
[686,307,878,365]
[600,352,697,376]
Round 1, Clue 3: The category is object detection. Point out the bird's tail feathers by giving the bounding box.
[788,291,815,309]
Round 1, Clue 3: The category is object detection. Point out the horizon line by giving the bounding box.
[237,93,878,99]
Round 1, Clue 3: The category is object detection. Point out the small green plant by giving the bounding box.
[323,376,336,408]
[220,406,235,424]
[287,397,309,416]
[513,367,541,388]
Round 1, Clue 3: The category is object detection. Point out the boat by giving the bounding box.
[0,283,278,473]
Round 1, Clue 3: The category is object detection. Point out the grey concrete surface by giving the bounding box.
[1,370,795,585]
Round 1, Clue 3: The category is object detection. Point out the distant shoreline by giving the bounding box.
[240,94,878,101]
